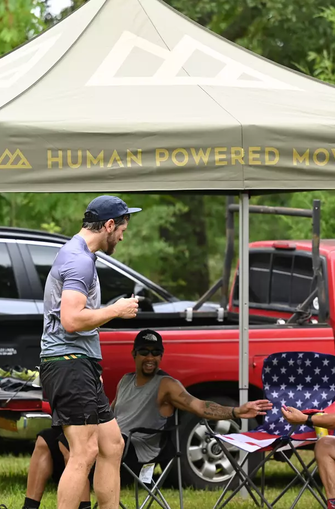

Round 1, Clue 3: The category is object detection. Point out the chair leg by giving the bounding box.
[135,478,139,509]
[261,452,265,508]
[269,449,326,509]
[212,441,273,509]
[139,460,175,509]
[177,454,184,509]
[121,463,169,509]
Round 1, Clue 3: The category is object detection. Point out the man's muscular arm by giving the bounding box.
[61,291,138,332]
[161,379,234,419]
[161,378,272,420]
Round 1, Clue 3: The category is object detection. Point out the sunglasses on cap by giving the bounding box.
[136,348,163,357]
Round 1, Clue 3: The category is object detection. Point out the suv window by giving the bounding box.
[27,244,59,289]
[96,260,135,304]
[0,243,19,299]
[27,243,163,309]
[96,260,164,309]
[234,251,316,311]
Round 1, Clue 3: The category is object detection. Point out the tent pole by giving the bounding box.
[239,192,249,497]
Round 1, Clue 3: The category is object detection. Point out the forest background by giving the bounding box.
[1,0,335,300]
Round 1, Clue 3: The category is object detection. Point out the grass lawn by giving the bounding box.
[0,450,327,509]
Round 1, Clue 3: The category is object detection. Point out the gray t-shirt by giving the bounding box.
[40,234,102,360]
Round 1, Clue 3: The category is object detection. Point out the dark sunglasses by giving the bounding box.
[137,348,163,357]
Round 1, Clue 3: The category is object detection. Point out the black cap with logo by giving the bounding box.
[133,329,164,352]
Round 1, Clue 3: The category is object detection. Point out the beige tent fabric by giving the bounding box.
[1,0,335,192]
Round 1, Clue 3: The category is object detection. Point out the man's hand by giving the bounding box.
[281,406,307,424]
[111,297,139,319]
[236,399,273,419]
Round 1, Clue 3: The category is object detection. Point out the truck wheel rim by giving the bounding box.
[186,419,241,484]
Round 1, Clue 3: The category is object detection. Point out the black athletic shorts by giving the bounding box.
[37,427,65,484]
[40,357,114,426]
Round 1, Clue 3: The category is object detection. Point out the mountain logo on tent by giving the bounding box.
[86,31,300,91]
[0,149,32,169]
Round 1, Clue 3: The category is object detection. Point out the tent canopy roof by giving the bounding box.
[1,0,335,192]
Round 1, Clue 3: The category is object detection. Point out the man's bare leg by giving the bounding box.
[315,435,335,499]
[57,425,98,509]
[24,436,53,505]
[93,419,124,509]
[59,442,91,504]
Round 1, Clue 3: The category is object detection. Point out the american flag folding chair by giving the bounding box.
[205,352,335,509]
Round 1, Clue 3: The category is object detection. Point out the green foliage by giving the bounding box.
[0,0,45,56]
[166,0,335,72]
[305,7,335,84]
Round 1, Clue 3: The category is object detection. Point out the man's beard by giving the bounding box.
[141,365,158,378]
[104,234,117,255]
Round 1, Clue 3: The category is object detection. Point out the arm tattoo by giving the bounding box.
[178,390,195,406]
[203,401,234,420]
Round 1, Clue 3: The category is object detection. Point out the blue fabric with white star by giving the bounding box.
[253,351,335,437]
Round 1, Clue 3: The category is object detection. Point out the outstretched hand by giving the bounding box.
[236,399,273,419]
[281,406,306,424]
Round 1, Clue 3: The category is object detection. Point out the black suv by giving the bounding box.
[0,227,218,315]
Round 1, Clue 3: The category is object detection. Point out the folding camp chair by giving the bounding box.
[119,409,183,509]
[205,351,335,509]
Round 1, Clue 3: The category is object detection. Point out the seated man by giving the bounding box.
[112,329,272,467]
[22,329,272,509]
[282,405,335,509]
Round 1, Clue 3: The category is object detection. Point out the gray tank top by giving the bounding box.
[114,370,174,463]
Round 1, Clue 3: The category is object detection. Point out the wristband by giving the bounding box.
[232,407,236,419]
[305,414,314,428]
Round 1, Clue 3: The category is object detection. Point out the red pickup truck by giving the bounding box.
[1,202,334,490]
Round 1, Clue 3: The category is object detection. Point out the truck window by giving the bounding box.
[270,254,293,305]
[234,251,316,311]
[0,243,19,299]
[249,252,270,303]
[291,256,313,306]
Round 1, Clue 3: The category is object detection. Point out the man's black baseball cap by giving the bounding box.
[133,329,164,352]
[83,195,142,222]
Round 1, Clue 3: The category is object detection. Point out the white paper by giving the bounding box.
[139,463,155,484]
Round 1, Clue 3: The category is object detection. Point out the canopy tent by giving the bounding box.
[0,0,333,450]
[1,0,335,192]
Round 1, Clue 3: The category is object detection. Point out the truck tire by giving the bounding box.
[167,396,261,490]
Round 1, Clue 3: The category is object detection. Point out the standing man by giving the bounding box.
[39,195,141,509]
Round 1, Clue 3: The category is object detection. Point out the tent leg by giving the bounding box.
[239,192,249,498]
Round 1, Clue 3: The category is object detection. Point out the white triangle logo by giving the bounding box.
[0,34,61,88]
[87,31,300,90]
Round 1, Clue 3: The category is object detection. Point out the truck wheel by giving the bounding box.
[167,396,260,490]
